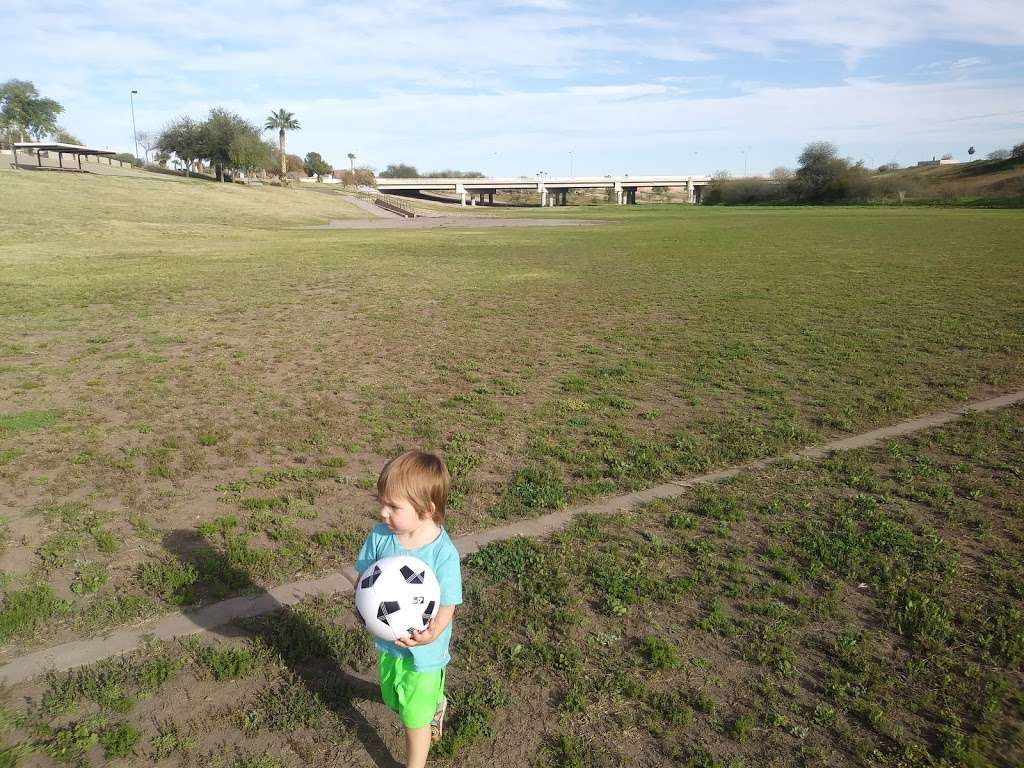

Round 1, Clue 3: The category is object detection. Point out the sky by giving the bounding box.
[5,0,1024,176]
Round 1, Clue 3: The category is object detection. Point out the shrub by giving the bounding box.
[137,560,198,605]
[0,584,66,642]
[708,178,787,205]
[639,636,680,669]
[202,645,260,680]
[99,723,140,758]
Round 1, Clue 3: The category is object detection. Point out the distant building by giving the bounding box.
[917,157,960,167]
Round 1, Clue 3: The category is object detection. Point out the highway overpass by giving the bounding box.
[374,175,712,206]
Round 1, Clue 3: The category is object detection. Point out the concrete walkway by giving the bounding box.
[336,193,405,219]
[2,389,1022,685]
[301,216,601,230]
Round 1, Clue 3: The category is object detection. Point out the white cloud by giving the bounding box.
[3,0,1022,170]
[698,0,1024,59]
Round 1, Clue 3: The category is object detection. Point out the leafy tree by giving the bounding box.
[230,134,273,177]
[49,126,82,145]
[876,162,900,173]
[968,146,976,159]
[265,108,300,177]
[157,116,205,177]
[792,141,844,199]
[303,151,332,181]
[347,152,356,172]
[1012,142,1024,159]
[0,79,63,142]
[986,149,1011,160]
[203,108,262,181]
[789,141,874,202]
[379,163,419,178]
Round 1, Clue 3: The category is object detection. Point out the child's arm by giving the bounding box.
[395,605,455,648]
[352,530,379,627]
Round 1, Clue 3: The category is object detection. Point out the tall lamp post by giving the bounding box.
[569,150,575,178]
[130,90,139,164]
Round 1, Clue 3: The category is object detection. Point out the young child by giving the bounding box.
[355,450,462,768]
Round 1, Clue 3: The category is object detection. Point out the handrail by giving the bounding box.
[374,193,416,218]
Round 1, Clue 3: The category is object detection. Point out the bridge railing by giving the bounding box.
[374,193,416,218]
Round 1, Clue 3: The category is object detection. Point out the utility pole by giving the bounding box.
[130,90,139,164]
[569,150,575,178]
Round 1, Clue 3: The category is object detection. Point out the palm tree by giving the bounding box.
[265,108,300,177]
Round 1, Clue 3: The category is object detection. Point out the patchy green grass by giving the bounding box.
[2,169,1023,657]
[0,410,60,436]
[0,409,1022,765]
[0,584,68,643]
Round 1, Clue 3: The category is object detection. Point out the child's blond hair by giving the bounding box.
[377,450,450,523]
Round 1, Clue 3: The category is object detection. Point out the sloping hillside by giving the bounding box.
[880,155,1024,200]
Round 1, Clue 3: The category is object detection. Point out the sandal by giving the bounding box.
[430,696,447,743]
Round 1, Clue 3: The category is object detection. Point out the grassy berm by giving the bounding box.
[2,168,1023,656]
[0,405,1020,767]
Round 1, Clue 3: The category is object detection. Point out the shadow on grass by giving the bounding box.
[162,529,401,768]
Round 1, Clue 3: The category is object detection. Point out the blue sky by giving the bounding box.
[5,0,1024,176]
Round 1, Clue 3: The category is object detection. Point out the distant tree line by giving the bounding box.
[378,163,484,178]
[704,140,1024,205]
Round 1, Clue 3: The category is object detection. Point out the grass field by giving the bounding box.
[0,406,1020,766]
[1,169,1023,664]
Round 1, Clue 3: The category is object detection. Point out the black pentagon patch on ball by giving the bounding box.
[377,600,401,626]
[400,565,425,584]
[361,565,382,590]
[422,600,436,625]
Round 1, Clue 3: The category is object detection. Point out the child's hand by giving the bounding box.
[395,620,437,648]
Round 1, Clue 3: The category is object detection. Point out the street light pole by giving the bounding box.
[130,90,139,164]
[569,150,575,178]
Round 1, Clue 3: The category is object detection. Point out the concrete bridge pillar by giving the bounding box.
[613,181,629,205]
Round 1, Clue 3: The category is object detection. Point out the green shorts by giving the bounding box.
[378,653,446,729]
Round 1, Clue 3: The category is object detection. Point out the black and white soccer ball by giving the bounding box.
[355,555,441,642]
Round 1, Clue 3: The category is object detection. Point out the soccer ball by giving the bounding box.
[355,555,441,642]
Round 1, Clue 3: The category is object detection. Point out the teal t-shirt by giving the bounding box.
[355,523,463,672]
